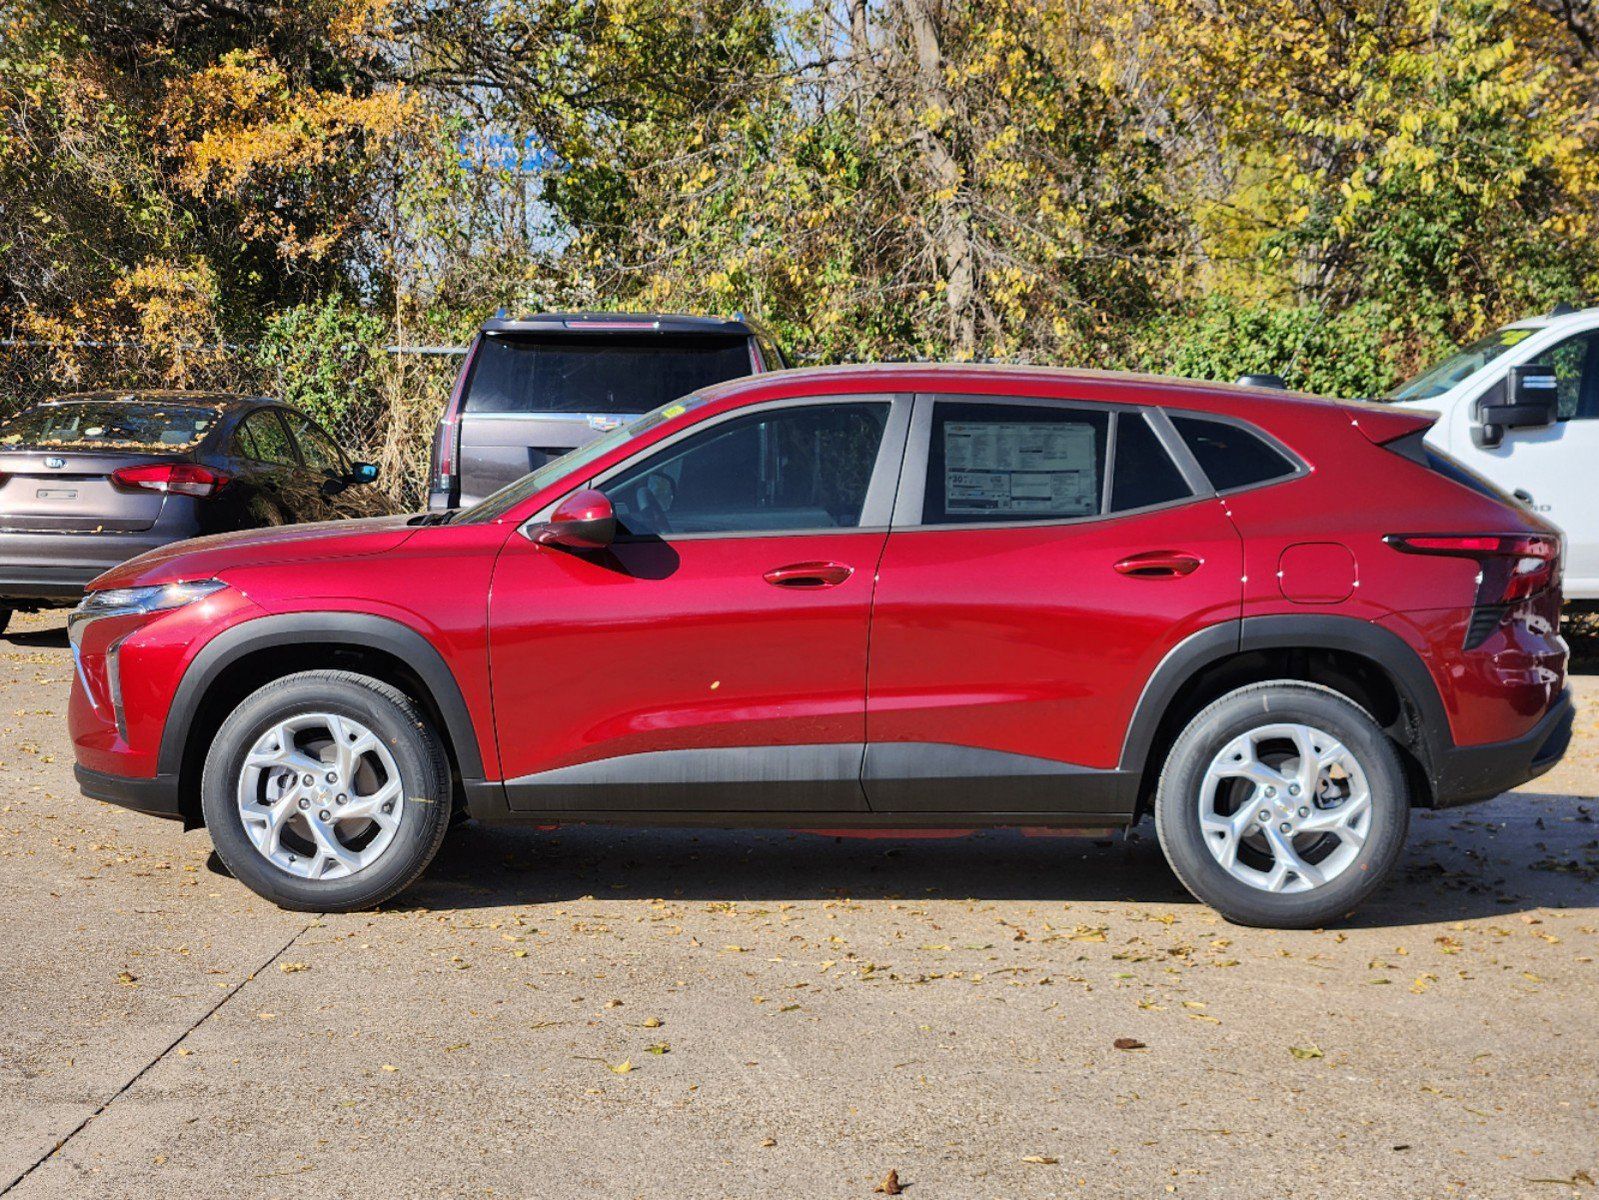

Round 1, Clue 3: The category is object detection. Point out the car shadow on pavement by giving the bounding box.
[401,794,1598,927]
[4,626,68,649]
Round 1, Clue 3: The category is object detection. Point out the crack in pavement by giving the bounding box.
[1,917,320,1195]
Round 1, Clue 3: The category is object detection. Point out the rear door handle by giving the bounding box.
[1114,551,1202,578]
[763,561,855,588]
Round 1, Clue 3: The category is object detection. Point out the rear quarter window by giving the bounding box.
[1170,415,1298,491]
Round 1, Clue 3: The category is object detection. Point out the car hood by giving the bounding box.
[90,514,422,590]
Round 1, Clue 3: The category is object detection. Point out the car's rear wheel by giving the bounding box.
[1154,681,1409,928]
[201,670,451,912]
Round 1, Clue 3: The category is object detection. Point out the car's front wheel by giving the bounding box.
[201,670,452,911]
[1154,681,1409,928]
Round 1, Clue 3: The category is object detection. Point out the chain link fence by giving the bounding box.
[0,338,459,511]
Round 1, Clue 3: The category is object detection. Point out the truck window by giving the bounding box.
[461,333,753,416]
[1388,327,1533,402]
[1545,332,1599,420]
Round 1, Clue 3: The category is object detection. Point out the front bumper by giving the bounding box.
[75,763,184,821]
[1431,687,1574,807]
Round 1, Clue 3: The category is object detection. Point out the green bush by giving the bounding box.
[255,298,387,427]
[1134,297,1445,399]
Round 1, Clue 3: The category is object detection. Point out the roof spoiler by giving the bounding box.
[1348,405,1436,445]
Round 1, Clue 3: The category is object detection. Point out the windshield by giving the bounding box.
[0,401,221,451]
[463,333,753,416]
[1387,327,1539,402]
[454,396,708,524]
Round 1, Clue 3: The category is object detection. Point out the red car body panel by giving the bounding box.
[66,364,1571,827]
[866,499,1242,772]
[487,530,886,791]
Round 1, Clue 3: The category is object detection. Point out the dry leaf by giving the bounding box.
[1113,1038,1146,1050]
[646,1043,670,1055]
[642,1017,663,1028]
[609,1059,634,1074]
[1022,1155,1059,1165]
[760,1138,777,1148]
[279,962,308,974]
[1289,1045,1324,1060]
[874,1169,903,1195]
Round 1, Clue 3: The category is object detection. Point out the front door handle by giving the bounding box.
[1114,550,1202,579]
[763,561,855,588]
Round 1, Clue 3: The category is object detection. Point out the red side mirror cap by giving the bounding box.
[530,488,615,550]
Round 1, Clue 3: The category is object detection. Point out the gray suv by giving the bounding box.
[427,312,785,509]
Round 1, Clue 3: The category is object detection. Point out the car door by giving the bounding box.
[863,394,1243,815]
[229,408,304,526]
[1461,330,1599,592]
[487,394,911,813]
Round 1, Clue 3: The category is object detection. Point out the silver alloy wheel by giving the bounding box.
[235,711,404,881]
[1197,722,1371,893]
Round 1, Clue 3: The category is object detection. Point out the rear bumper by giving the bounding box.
[75,763,184,821]
[1431,687,1574,808]
[0,526,190,605]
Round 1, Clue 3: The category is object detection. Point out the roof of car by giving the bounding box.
[696,361,1361,408]
[1504,302,1599,331]
[480,312,757,336]
[37,389,268,408]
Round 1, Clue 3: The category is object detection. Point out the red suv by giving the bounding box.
[67,365,1572,927]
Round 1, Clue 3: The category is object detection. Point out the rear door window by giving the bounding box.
[921,401,1108,524]
[600,402,890,536]
[463,334,754,416]
[1170,415,1297,491]
[1111,412,1193,512]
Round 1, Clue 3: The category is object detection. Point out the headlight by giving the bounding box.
[68,579,229,649]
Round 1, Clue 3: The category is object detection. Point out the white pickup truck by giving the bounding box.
[1386,303,1598,602]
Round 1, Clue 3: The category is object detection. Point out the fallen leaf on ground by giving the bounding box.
[1289,1045,1324,1060]
[1113,1038,1146,1051]
[1022,1155,1059,1164]
[874,1169,903,1195]
[641,1017,663,1028]
[646,1043,670,1055]
[609,1059,634,1074]
[279,962,308,974]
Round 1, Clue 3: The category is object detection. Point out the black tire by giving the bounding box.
[201,670,452,912]
[1154,681,1409,928]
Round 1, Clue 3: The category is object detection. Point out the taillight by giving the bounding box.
[111,462,229,497]
[1386,533,1560,646]
[434,337,477,497]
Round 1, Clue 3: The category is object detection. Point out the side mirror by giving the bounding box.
[527,488,615,550]
[1473,365,1558,448]
[350,461,379,484]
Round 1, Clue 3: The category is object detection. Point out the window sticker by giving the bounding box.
[944,421,1098,516]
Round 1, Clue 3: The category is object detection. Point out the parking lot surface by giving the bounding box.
[1,610,1596,1199]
